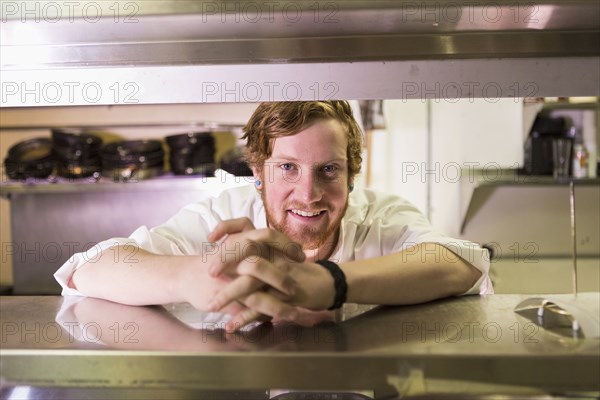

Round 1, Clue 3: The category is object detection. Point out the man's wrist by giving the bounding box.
[315,260,347,310]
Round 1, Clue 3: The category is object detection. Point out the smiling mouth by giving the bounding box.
[290,209,324,218]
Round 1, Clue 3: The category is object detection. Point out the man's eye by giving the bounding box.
[320,165,340,180]
[323,165,338,174]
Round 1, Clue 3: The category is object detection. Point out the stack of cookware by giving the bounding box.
[3,138,55,180]
[52,129,103,179]
[166,131,216,176]
[4,129,221,182]
[100,140,165,181]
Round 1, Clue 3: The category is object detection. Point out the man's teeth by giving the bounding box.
[291,209,322,217]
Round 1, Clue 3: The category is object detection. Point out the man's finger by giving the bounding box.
[244,292,299,321]
[208,217,256,242]
[237,258,297,296]
[242,229,305,263]
[208,239,275,277]
[216,228,305,274]
[224,308,265,333]
[207,275,264,312]
[208,260,296,312]
[209,235,303,278]
[225,292,298,332]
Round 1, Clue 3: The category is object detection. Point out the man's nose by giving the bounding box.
[297,170,322,203]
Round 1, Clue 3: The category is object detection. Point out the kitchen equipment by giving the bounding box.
[551,138,572,179]
[3,138,54,180]
[51,129,103,179]
[523,115,572,176]
[100,140,165,181]
[166,131,216,176]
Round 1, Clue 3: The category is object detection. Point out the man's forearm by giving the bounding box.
[342,243,482,305]
[70,246,200,306]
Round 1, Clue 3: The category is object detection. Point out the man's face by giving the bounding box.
[258,119,350,253]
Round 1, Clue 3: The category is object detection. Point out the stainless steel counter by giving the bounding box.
[1,295,599,398]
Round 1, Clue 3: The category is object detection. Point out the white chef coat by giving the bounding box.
[54,185,493,296]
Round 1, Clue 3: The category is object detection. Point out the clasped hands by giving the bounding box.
[201,217,336,332]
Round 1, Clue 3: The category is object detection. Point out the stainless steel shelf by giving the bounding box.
[2,1,599,68]
[1,1,599,106]
[460,169,600,234]
[540,101,600,111]
[0,122,244,131]
[0,174,253,198]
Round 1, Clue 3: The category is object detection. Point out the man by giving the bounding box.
[55,101,492,332]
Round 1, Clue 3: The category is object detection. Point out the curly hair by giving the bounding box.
[242,101,363,180]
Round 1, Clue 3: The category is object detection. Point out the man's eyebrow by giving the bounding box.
[269,156,347,163]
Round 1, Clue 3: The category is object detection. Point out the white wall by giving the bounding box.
[368,100,429,214]
[430,98,524,237]
[372,99,524,235]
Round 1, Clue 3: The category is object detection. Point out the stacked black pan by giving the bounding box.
[52,129,103,178]
[166,132,216,176]
[3,138,55,180]
[4,130,219,181]
[100,140,165,181]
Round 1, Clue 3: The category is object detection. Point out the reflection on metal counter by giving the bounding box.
[1,295,599,399]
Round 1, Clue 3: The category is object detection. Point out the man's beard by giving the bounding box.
[261,190,348,251]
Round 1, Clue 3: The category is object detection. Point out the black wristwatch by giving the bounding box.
[315,259,348,310]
